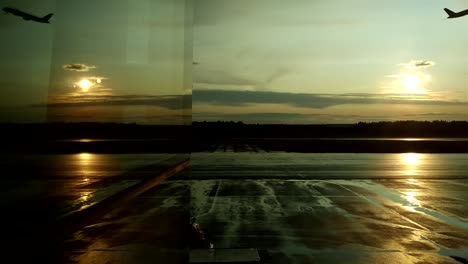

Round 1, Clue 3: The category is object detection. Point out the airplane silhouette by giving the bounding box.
[444,8,468,19]
[2,7,53,24]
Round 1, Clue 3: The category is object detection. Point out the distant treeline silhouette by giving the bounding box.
[353,121,468,138]
[3,121,468,153]
[193,120,468,138]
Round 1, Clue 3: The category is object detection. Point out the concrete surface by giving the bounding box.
[61,152,468,264]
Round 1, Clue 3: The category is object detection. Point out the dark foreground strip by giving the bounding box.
[58,158,190,234]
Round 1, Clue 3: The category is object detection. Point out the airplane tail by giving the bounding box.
[42,13,53,22]
[444,8,456,17]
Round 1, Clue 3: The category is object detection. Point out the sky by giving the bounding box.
[2,1,468,125]
[0,0,191,124]
[193,0,468,124]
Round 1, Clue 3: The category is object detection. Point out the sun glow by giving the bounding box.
[403,153,421,166]
[386,73,431,95]
[401,153,424,176]
[79,152,91,160]
[77,79,93,92]
[401,74,424,94]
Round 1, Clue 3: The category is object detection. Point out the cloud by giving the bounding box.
[193,90,466,109]
[35,94,191,110]
[194,68,290,91]
[194,69,257,91]
[86,76,108,83]
[262,68,289,88]
[400,60,436,69]
[63,63,97,72]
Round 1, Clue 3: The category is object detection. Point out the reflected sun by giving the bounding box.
[403,153,421,166]
[77,79,93,92]
[401,153,424,177]
[403,191,421,212]
[79,152,91,160]
[404,191,420,206]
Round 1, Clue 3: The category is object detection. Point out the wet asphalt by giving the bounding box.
[61,151,468,264]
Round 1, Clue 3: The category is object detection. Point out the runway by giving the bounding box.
[63,152,468,263]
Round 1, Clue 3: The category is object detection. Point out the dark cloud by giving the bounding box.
[193,90,466,109]
[34,94,191,110]
[401,60,435,69]
[63,63,96,72]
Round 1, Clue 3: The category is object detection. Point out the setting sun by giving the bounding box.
[77,79,93,92]
[401,75,423,94]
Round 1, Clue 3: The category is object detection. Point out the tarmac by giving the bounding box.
[60,152,468,264]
